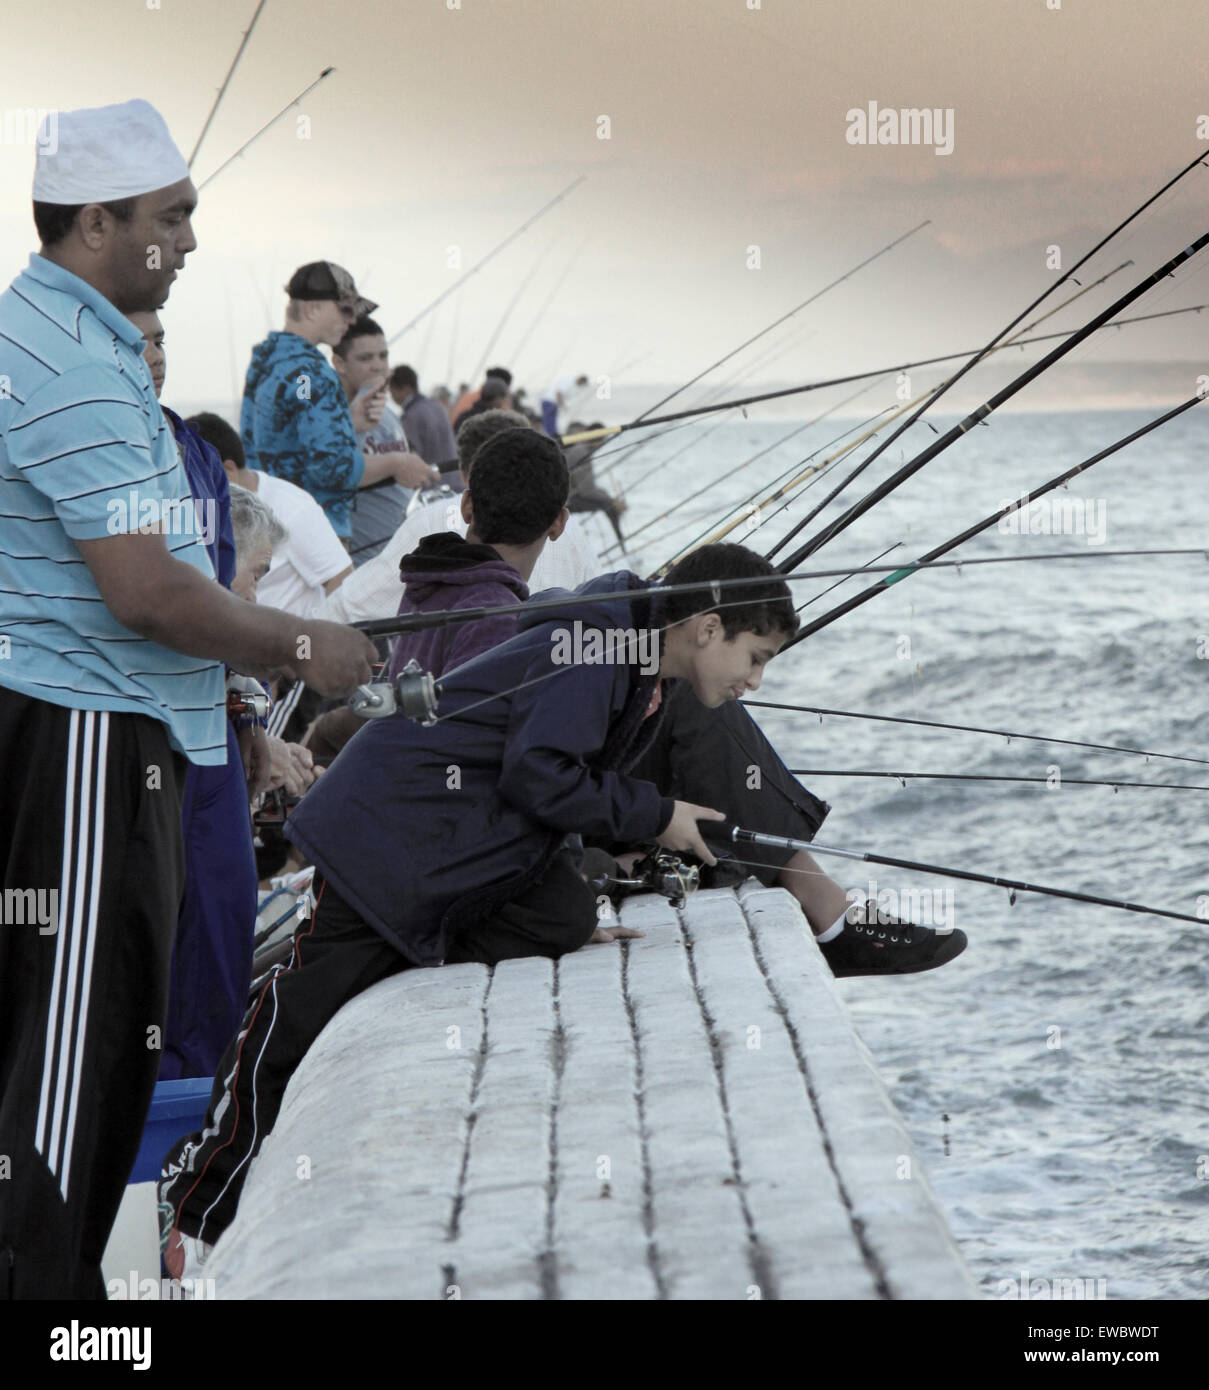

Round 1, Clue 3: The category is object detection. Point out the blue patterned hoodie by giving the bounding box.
[240,330,365,537]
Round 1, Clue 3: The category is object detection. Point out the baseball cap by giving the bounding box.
[286,261,378,317]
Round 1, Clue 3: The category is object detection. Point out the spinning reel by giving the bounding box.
[589,847,701,909]
[346,659,439,726]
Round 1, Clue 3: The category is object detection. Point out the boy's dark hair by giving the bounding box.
[33,197,136,248]
[455,407,530,476]
[466,426,568,546]
[187,411,245,469]
[389,364,418,392]
[484,366,513,387]
[333,315,385,359]
[661,543,798,640]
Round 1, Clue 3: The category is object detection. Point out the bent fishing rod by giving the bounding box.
[566,296,1207,452]
[188,0,268,169]
[196,68,336,193]
[387,178,587,346]
[780,392,1206,648]
[645,289,1202,572]
[743,701,1209,770]
[773,234,1209,573]
[621,221,930,433]
[334,546,1209,725]
[702,823,1208,927]
[786,770,1209,793]
[766,153,1209,565]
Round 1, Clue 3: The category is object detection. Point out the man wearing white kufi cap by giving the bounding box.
[0,98,378,1298]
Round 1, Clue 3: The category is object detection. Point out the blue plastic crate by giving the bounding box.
[128,1077,214,1185]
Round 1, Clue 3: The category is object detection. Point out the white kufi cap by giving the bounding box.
[33,98,189,204]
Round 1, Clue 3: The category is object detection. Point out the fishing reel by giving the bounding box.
[589,848,701,908]
[226,675,271,722]
[346,658,439,726]
[406,482,457,517]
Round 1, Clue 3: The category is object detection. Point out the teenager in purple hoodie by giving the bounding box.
[384,426,569,682]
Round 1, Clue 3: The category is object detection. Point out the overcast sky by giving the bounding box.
[1,0,1206,411]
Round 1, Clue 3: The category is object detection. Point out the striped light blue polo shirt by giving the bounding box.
[0,254,226,765]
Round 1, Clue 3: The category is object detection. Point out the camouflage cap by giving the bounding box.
[286,261,378,317]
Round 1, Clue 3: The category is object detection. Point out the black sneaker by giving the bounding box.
[818,903,967,978]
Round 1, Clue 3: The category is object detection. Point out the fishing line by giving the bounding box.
[705,824,1209,926]
[632,221,930,427]
[767,155,1209,567]
[781,394,1207,649]
[387,179,587,347]
[340,547,1208,728]
[787,770,1209,792]
[743,700,1209,769]
[566,303,1209,452]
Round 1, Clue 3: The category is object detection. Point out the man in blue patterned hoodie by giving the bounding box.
[240,262,431,540]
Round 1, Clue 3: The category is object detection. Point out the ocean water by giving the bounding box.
[606,406,1209,1300]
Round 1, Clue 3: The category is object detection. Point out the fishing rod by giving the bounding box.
[387,177,587,347]
[315,544,1207,730]
[627,270,1160,571]
[592,317,823,480]
[631,220,930,427]
[466,234,557,384]
[770,153,1209,567]
[584,225,925,481]
[508,232,592,371]
[787,770,1209,792]
[753,262,1133,566]
[783,393,1206,647]
[188,0,268,169]
[743,701,1209,769]
[348,546,1207,644]
[703,824,1208,926]
[563,301,1207,451]
[600,376,890,559]
[196,67,336,193]
[774,233,1209,575]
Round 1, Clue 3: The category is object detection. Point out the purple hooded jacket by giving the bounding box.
[386,530,528,681]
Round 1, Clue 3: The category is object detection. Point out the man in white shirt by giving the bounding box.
[316,410,605,625]
[189,413,352,619]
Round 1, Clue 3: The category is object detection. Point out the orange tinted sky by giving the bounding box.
[1,0,1206,406]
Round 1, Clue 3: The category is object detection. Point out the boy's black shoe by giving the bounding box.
[818,904,967,978]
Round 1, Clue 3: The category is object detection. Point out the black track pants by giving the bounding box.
[160,852,596,1249]
[0,690,185,1299]
[628,684,830,882]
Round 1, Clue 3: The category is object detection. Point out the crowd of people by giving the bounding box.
[0,98,965,1299]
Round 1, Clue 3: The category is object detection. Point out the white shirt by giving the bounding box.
[316,498,607,625]
[253,471,352,618]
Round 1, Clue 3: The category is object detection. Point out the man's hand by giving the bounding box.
[350,378,387,433]
[656,801,725,867]
[237,723,274,799]
[261,736,321,797]
[590,923,645,943]
[290,619,378,696]
[387,451,439,490]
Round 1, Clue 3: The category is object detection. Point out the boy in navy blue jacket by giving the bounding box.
[159,540,795,1272]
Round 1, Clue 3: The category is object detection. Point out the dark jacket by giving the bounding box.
[165,406,236,588]
[385,531,528,682]
[285,572,675,965]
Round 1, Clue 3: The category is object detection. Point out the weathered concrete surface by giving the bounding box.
[205,884,977,1299]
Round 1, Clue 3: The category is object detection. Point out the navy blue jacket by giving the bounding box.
[285,572,675,965]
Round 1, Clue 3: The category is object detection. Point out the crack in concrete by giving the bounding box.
[620,940,669,1299]
[743,900,894,1299]
[446,968,494,1243]
[538,960,565,1300]
[679,911,779,1300]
